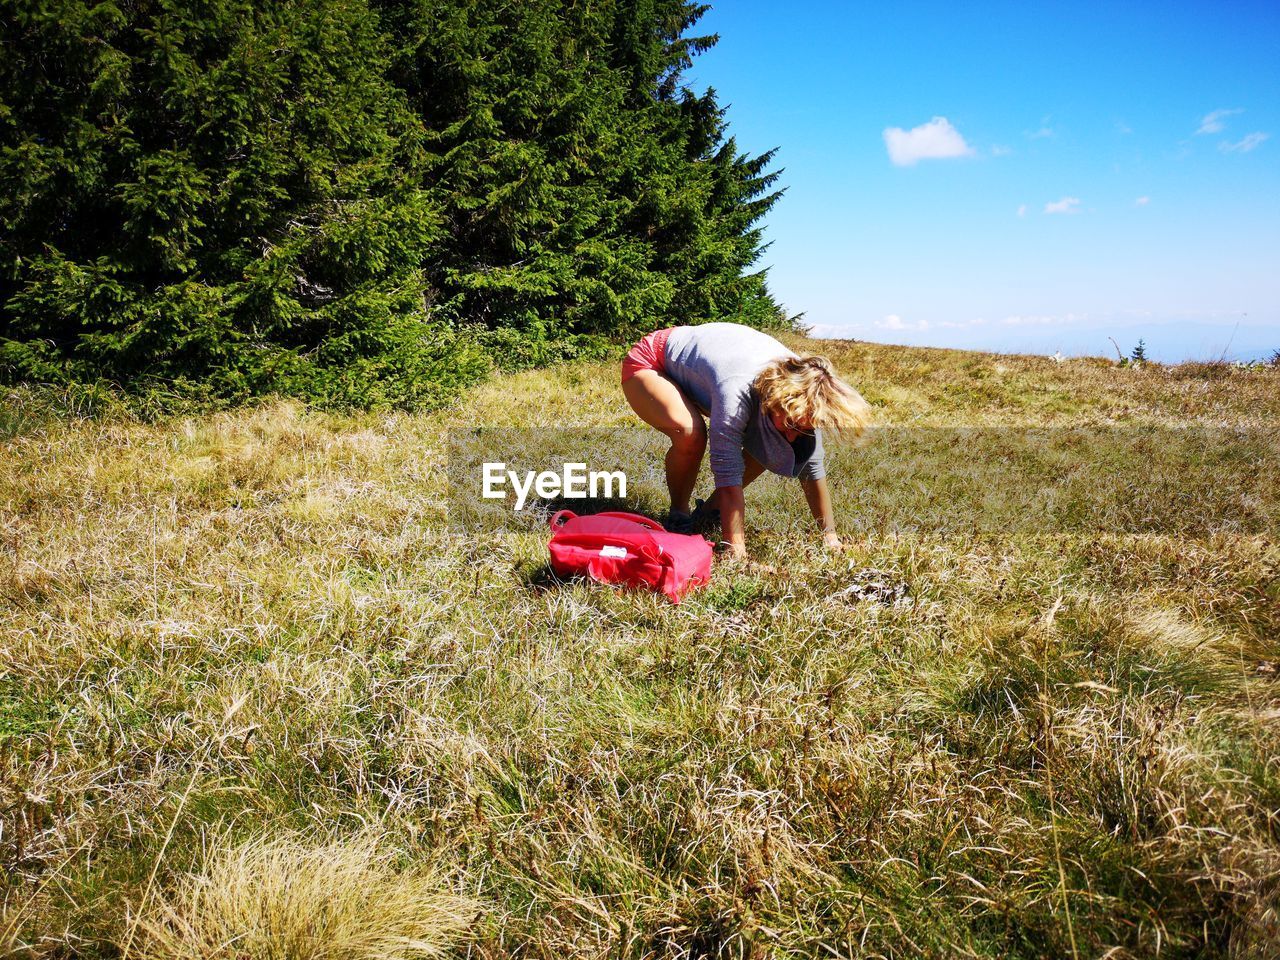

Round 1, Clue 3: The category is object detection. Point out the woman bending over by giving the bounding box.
[621,322,870,558]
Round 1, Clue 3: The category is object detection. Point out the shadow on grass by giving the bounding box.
[537,494,640,519]
[520,562,567,594]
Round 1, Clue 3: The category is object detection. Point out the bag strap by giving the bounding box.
[549,509,577,529]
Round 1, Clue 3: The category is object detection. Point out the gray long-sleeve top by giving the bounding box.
[662,323,826,489]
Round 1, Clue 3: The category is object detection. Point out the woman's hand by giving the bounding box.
[718,484,746,553]
[718,548,777,576]
[802,477,844,552]
[715,539,747,559]
[715,540,778,575]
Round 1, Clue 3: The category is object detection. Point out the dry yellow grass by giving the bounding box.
[128,832,478,960]
[2,338,1278,958]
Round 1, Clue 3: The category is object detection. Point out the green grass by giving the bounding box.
[2,338,1279,958]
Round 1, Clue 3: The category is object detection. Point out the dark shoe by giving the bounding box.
[691,497,720,528]
[664,510,695,534]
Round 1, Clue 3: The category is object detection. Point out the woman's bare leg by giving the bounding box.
[622,370,706,514]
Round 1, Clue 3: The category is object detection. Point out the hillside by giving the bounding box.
[2,337,1279,958]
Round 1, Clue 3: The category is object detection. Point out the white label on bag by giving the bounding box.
[599,545,628,559]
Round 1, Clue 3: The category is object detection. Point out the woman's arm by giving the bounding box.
[800,476,843,549]
[718,484,747,557]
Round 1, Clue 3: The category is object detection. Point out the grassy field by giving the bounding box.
[3,336,1279,959]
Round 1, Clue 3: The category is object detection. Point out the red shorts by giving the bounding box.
[621,327,674,383]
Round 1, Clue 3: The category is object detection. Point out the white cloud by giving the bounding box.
[1220,132,1269,153]
[1017,204,1027,218]
[876,314,930,331]
[1135,196,1151,206]
[883,117,975,167]
[1196,108,1243,135]
[1044,196,1081,215]
[1116,120,1132,135]
[991,144,1013,157]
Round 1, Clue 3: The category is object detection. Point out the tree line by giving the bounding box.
[0,0,783,408]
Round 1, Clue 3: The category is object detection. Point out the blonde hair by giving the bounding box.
[753,354,871,440]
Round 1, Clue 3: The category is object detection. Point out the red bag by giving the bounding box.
[547,510,713,604]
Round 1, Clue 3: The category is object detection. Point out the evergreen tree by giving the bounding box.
[376,0,784,340]
[0,0,493,407]
[1,0,784,407]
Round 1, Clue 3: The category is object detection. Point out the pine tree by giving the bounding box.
[2,0,785,406]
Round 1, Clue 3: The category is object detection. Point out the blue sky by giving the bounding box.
[684,0,1280,362]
